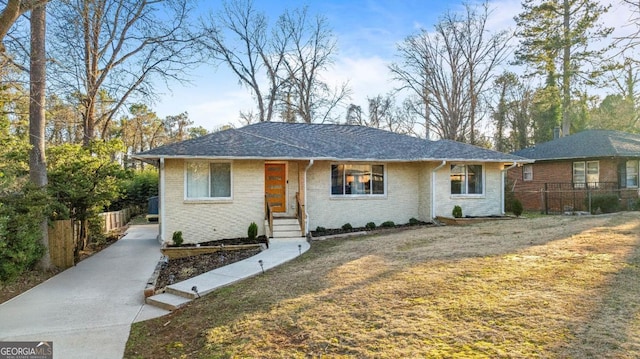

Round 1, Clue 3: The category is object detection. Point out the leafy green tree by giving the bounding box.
[589,94,637,132]
[47,140,126,250]
[531,74,562,143]
[515,0,613,137]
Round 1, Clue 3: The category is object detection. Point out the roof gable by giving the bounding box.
[136,122,526,162]
[513,130,640,160]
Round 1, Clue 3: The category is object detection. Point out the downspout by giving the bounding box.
[501,162,518,215]
[159,157,166,244]
[431,160,446,219]
[303,159,315,237]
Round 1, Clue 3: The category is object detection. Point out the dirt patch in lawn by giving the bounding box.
[126,213,640,358]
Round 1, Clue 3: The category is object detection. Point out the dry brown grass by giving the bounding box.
[125,213,640,358]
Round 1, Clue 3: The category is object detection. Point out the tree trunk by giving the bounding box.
[30,2,52,270]
[561,0,571,137]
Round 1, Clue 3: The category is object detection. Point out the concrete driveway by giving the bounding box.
[0,224,170,359]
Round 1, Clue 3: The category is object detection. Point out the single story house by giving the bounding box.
[135,122,529,244]
[508,130,640,212]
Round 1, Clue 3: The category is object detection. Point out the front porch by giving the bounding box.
[264,161,308,238]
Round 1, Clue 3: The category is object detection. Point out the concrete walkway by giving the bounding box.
[0,225,311,359]
[0,224,169,359]
[147,237,311,310]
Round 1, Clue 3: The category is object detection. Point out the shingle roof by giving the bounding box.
[512,130,640,160]
[136,122,526,162]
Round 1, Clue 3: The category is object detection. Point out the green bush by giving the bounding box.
[409,217,420,225]
[381,221,395,228]
[315,226,326,233]
[0,185,48,282]
[365,222,376,229]
[342,223,353,231]
[172,231,184,246]
[512,199,524,217]
[587,194,620,214]
[452,205,463,218]
[248,222,258,241]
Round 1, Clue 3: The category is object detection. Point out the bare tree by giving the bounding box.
[390,2,509,142]
[48,0,200,146]
[201,0,287,123]
[449,2,510,144]
[391,22,469,141]
[0,1,47,52]
[203,1,349,124]
[280,7,350,123]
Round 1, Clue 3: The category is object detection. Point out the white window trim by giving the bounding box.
[573,160,599,188]
[329,163,387,198]
[627,160,640,188]
[183,160,233,202]
[523,164,533,181]
[450,163,485,198]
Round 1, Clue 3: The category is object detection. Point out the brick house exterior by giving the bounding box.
[508,130,640,213]
[136,122,528,244]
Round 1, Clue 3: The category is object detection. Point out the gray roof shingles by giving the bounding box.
[512,130,640,160]
[136,122,526,162]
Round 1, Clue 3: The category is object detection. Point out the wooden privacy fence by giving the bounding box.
[48,208,134,269]
[48,220,75,269]
[98,207,132,233]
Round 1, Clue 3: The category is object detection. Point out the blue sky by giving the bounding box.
[153,0,632,131]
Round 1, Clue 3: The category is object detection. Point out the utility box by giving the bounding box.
[146,196,159,222]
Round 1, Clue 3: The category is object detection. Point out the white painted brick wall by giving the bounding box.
[306,161,423,230]
[163,159,265,244]
[433,162,503,217]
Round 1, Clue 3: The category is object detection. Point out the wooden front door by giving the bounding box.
[265,163,286,212]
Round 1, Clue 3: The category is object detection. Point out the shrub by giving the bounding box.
[587,194,620,214]
[248,222,258,241]
[381,221,395,228]
[452,205,463,218]
[409,217,420,225]
[342,223,353,231]
[0,185,48,281]
[315,226,326,233]
[172,231,183,246]
[512,199,524,217]
[365,222,376,229]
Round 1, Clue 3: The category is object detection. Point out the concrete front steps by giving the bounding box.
[272,217,304,238]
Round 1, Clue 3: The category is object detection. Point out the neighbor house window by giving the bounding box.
[573,161,599,188]
[523,164,533,181]
[450,164,483,195]
[627,160,639,187]
[331,164,384,196]
[185,161,231,199]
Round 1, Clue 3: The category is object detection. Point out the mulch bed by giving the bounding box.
[156,238,265,290]
[310,221,436,237]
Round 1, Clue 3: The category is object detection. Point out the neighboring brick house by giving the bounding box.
[135,122,528,244]
[508,130,640,213]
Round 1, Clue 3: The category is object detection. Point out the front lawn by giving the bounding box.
[125,213,640,358]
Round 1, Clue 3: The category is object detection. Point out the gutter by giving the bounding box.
[431,160,447,219]
[501,162,518,215]
[303,159,315,236]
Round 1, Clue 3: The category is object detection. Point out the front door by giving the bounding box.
[265,163,286,212]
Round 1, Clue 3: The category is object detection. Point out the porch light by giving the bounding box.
[258,259,264,274]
